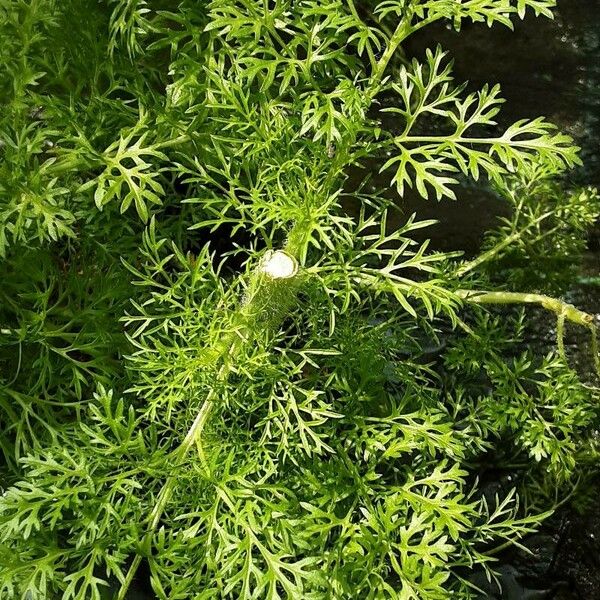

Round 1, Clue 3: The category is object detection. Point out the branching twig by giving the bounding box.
[458,289,599,375]
[457,290,595,327]
[456,211,554,277]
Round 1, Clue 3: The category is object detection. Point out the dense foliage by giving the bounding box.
[1,1,599,598]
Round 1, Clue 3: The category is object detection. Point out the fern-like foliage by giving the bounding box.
[379,46,579,200]
[0,1,598,599]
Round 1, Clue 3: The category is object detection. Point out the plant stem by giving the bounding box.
[118,11,435,595]
[116,245,303,600]
[152,134,191,150]
[556,310,566,360]
[591,326,600,376]
[346,0,378,72]
[376,133,574,160]
[457,290,595,328]
[116,387,219,600]
[456,211,554,277]
[367,19,412,98]
[458,289,600,374]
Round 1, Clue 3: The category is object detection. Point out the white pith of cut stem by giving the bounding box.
[260,250,298,279]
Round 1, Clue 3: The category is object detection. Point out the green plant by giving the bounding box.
[1,1,599,598]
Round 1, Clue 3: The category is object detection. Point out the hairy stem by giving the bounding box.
[117,248,302,599]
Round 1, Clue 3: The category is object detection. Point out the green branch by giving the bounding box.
[367,19,412,98]
[457,290,594,327]
[116,248,302,599]
[458,289,599,373]
[456,210,554,277]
